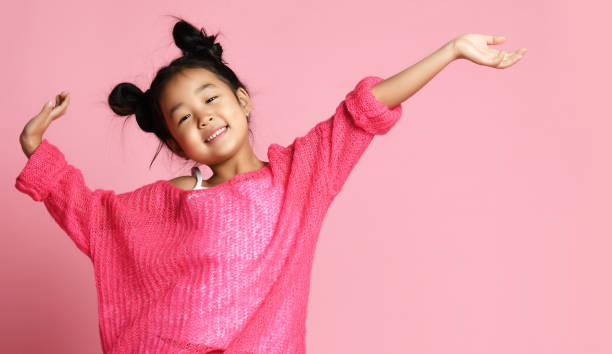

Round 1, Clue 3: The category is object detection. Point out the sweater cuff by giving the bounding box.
[15,139,68,201]
[344,76,403,135]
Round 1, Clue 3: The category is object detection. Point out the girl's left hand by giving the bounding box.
[452,33,527,69]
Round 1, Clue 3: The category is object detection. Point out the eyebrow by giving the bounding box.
[169,83,217,117]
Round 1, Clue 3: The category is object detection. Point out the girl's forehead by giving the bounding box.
[168,69,219,91]
[161,69,221,104]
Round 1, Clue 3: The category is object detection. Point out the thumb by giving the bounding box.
[41,99,55,114]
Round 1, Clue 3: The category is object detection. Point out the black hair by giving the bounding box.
[108,16,253,169]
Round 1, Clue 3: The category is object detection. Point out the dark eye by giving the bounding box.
[179,113,191,124]
[178,96,218,124]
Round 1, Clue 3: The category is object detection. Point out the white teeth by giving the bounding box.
[206,126,227,142]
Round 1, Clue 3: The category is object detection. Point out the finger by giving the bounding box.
[48,92,70,120]
[55,92,69,108]
[61,93,70,107]
[57,93,70,111]
[499,52,522,69]
[40,99,54,114]
[487,35,506,45]
[510,53,525,66]
[491,51,505,66]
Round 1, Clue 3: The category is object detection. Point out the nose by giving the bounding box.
[198,115,214,128]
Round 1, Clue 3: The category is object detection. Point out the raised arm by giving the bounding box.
[278,34,526,198]
[15,139,120,259]
[371,34,527,109]
[17,93,120,259]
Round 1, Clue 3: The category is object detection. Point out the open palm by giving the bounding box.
[453,33,527,69]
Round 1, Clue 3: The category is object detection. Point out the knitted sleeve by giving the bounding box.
[15,139,118,258]
[306,76,403,197]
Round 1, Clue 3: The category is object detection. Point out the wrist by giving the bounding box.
[447,39,460,61]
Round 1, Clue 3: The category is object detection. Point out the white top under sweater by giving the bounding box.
[190,166,209,190]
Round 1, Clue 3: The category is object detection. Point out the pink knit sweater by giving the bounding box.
[15,76,402,353]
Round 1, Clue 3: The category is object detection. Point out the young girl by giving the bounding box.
[16,18,526,354]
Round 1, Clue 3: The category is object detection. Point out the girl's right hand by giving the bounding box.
[20,91,70,158]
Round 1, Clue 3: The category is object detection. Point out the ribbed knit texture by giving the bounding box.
[15,76,402,353]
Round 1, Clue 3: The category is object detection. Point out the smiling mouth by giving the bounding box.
[205,125,229,143]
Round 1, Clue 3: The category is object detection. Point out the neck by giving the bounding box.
[204,144,268,187]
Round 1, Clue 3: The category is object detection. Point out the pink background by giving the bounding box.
[1,0,609,353]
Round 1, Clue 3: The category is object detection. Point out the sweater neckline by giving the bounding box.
[159,162,271,195]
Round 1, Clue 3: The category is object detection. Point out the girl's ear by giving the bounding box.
[166,138,187,159]
[235,87,251,114]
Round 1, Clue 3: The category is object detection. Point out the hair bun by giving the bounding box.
[134,90,156,133]
[173,19,223,62]
[108,83,155,133]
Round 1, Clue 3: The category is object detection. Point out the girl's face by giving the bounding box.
[159,68,252,166]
